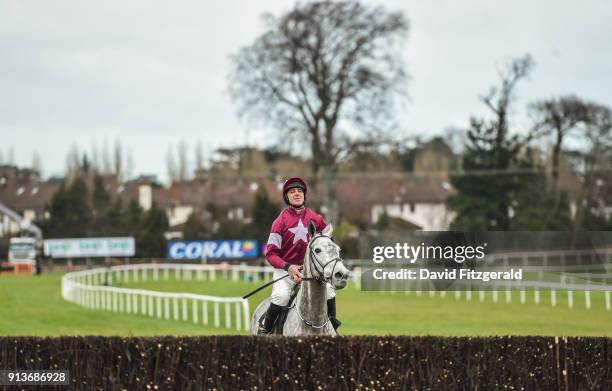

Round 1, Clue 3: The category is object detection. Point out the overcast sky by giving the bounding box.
[1,0,611,182]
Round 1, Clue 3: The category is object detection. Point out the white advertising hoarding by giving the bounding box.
[44,237,135,258]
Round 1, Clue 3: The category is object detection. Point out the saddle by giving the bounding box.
[258,284,300,335]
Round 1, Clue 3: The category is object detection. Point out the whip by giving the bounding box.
[242,274,290,299]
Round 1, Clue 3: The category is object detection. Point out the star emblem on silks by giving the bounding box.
[288,219,309,244]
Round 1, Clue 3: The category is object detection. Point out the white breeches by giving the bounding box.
[270,268,335,306]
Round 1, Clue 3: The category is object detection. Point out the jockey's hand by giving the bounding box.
[287,265,303,283]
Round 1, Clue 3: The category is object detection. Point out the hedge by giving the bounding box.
[0,336,610,390]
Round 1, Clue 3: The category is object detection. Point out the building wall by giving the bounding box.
[167,205,194,228]
[139,184,152,211]
[371,202,455,231]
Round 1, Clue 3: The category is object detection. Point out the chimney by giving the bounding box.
[139,184,152,211]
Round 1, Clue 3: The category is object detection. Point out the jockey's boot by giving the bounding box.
[327,298,341,330]
[258,303,284,335]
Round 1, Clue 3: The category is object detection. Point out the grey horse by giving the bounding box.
[250,221,350,336]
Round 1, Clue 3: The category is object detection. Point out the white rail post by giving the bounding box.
[225,302,231,329]
[534,289,540,305]
[235,302,242,331]
[551,290,557,307]
[479,290,485,302]
[133,293,138,314]
[182,298,188,321]
[192,300,198,324]
[242,299,250,331]
[149,296,154,317]
[214,302,220,327]
[520,290,526,304]
[119,291,124,312]
[505,290,511,303]
[126,292,132,314]
[605,291,611,311]
[154,267,159,281]
[173,298,179,320]
[157,297,162,319]
[585,291,591,310]
[141,294,147,315]
[164,298,170,320]
[203,301,209,325]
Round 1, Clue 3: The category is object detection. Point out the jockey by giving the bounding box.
[257,177,341,335]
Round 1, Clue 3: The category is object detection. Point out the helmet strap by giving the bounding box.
[290,204,305,212]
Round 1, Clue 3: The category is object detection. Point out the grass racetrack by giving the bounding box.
[1,271,612,336]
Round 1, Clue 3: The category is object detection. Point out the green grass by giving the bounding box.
[1,271,611,336]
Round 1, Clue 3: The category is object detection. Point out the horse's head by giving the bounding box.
[306,221,350,289]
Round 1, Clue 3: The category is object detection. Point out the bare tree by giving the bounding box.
[177,141,189,182]
[102,140,111,174]
[479,55,535,167]
[574,103,612,227]
[7,147,15,165]
[195,141,204,171]
[65,144,81,177]
[529,96,590,188]
[166,145,178,183]
[91,142,100,172]
[113,139,123,181]
[229,1,409,224]
[31,151,43,177]
[126,150,134,182]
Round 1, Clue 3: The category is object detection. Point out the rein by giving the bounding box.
[305,234,342,284]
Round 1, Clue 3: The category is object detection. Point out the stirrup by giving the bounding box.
[330,317,341,330]
[257,324,273,335]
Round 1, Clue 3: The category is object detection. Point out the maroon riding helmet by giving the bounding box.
[282,177,307,206]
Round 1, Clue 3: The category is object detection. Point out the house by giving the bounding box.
[0,166,457,238]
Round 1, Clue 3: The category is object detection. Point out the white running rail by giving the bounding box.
[60,263,279,331]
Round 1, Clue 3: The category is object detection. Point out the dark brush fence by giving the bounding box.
[0,336,610,390]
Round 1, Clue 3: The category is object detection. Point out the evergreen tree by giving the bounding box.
[91,174,111,235]
[448,56,552,230]
[509,172,573,230]
[183,211,212,240]
[125,200,144,235]
[43,178,92,237]
[449,118,526,230]
[136,203,169,258]
[374,212,390,231]
[250,188,279,243]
